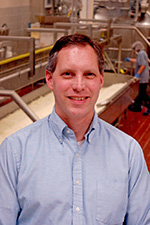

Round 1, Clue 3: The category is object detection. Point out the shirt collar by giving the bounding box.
[48,107,99,144]
[48,107,67,144]
[84,111,98,144]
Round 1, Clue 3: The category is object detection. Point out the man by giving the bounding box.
[126,41,150,115]
[0,34,150,224]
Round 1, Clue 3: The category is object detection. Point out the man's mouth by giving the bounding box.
[68,96,88,101]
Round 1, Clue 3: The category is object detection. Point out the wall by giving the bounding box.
[30,0,45,23]
[0,0,31,36]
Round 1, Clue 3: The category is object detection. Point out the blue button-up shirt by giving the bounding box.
[0,108,150,225]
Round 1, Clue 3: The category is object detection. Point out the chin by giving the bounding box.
[69,109,92,118]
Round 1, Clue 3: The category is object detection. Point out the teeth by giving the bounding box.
[71,97,86,100]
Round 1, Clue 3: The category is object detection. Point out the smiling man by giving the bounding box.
[0,34,150,225]
[46,40,103,141]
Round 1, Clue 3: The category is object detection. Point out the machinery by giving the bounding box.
[94,0,149,20]
[129,0,149,19]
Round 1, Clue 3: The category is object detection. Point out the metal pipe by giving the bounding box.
[0,45,52,66]
[54,22,92,27]
[71,0,78,20]
[27,28,68,46]
[0,52,30,66]
[70,18,109,23]
[0,36,34,41]
[134,0,140,22]
[0,61,47,83]
[54,22,94,37]
[70,18,111,30]
[118,41,122,73]
[111,25,150,47]
[70,18,112,39]
[29,37,35,78]
[0,68,30,83]
[106,19,112,42]
[0,89,39,122]
[26,28,68,33]
[108,47,132,52]
[100,34,122,45]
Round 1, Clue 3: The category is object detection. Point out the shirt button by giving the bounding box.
[76,207,80,212]
[66,130,70,133]
[89,139,91,143]
[76,153,79,157]
[75,180,79,185]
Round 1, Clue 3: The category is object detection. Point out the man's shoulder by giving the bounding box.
[96,117,141,154]
[6,115,50,141]
[97,117,134,141]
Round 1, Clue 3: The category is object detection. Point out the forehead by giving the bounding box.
[58,43,96,54]
[56,44,98,65]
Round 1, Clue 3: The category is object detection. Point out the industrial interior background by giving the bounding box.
[0,0,150,169]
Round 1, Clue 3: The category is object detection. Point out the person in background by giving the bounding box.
[0,34,150,225]
[125,41,150,115]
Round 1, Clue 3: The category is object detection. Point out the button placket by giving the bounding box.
[72,150,83,225]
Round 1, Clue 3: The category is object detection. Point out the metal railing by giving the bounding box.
[26,27,68,44]
[111,24,150,47]
[0,36,41,122]
[0,89,39,122]
[0,28,69,122]
[53,22,93,37]
[2,20,149,122]
[0,36,35,78]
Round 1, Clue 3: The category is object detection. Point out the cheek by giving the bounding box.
[53,79,71,92]
[90,79,103,91]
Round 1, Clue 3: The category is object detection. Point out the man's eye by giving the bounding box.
[63,72,72,76]
[61,72,72,78]
[86,73,96,78]
[64,72,71,76]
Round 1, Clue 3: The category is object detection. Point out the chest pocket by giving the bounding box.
[96,179,127,225]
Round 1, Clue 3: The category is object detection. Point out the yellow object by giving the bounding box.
[0,45,53,66]
[120,68,125,74]
[67,10,71,17]
[31,23,40,39]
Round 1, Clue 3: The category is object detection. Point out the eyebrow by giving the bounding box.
[59,66,99,73]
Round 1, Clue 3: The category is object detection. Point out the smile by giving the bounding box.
[68,97,88,100]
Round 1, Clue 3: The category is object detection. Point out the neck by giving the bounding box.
[64,114,94,142]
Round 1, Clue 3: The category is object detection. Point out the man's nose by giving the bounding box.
[72,75,85,92]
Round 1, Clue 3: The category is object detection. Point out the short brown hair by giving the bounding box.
[46,33,104,74]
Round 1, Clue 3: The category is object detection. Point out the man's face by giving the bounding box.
[46,44,104,123]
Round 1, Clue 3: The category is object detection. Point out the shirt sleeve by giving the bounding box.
[0,137,20,225]
[125,140,150,224]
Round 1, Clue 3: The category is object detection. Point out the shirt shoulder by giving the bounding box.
[0,115,51,172]
[137,50,148,64]
[96,118,147,173]
[97,117,141,151]
[7,115,49,140]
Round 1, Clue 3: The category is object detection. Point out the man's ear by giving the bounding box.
[100,72,104,89]
[45,70,53,90]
